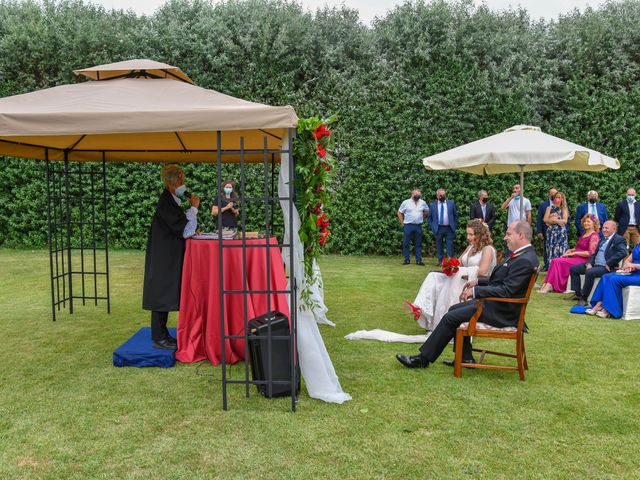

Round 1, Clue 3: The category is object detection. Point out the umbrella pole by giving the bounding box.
[519,165,525,221]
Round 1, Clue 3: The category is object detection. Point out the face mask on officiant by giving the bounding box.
[175,185,188,197]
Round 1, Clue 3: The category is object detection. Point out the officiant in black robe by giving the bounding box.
[142,164,200,350]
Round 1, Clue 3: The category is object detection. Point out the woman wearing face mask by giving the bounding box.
[211,180,239,229]
[543,191,569,263]
[405,219,496,331]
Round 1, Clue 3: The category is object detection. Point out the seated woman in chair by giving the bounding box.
[539,214,600,293]
[406,219,496,331]
[587,243,640,318]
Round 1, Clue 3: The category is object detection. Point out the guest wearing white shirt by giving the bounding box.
[614,187,640,247]
[501,183,532,225]
[398,189,429,265]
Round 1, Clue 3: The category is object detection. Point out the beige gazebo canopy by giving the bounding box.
[0,59,298,163]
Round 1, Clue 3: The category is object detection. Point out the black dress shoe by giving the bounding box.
[152,339,177,350]
[416,262,426,266]
[396,354,429,368]
[565,293,580,301]
[575,298,589,307]
[442,358,476,367]
[165,336,177,346]
[402,261,410,265]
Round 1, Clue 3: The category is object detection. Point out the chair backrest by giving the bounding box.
[516,267,539,332]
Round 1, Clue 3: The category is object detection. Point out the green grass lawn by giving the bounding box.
[1,249,639,479]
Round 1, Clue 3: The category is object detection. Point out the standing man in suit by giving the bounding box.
[143,164,200,350]
[614,187,640,248]
[396,221,538,368]
[469,190,496,232]
[429,188,458,265]
[575,190,608,236]
[398,188,430,265]
[536,188,557,271]
[568,220,628,306]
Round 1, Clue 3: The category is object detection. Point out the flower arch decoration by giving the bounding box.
[293,114,337,304]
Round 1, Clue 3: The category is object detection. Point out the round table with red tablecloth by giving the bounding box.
[176,237,290,364]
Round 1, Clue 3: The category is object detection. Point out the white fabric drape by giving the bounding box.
[345,329,430,343]
[278,132,351,404]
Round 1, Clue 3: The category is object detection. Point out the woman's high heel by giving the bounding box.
[538,283,553,293]
[404,301,422,321]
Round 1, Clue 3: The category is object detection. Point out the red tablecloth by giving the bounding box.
[176,237,290,364]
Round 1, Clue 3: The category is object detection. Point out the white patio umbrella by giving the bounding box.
[421,125,620,220]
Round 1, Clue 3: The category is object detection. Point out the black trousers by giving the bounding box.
[419,301,479,362]
[151,311,170,341]
[569,263,608,299]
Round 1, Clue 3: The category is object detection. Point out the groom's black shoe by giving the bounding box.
[442,358,476,367]
[396,354,429,368]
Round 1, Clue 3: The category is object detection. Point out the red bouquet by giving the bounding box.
[441,257,461,276]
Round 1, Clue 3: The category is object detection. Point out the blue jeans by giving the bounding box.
[434,225,455,263]
[403,224,423,263]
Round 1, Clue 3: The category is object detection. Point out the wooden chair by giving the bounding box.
[454,268,539,381]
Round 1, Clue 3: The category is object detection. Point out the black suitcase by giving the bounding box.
[248,311,299,398]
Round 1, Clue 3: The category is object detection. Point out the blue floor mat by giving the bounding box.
[113,327,176,368]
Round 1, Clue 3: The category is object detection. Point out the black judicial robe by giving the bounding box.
[142,189,188,312]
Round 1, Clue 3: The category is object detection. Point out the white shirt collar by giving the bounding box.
[512,244,531,255]
[171,192,181,205]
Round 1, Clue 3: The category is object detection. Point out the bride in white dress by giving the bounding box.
[407,219,496,331]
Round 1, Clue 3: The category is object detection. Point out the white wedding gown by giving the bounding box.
[413,246,496,331]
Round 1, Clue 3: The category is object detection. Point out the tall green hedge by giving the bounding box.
[1,0,639,254]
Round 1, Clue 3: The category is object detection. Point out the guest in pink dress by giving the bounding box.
[539,214,600,293]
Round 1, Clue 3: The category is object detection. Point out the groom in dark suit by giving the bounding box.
[396,221,538,368]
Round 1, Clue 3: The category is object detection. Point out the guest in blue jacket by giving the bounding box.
[614,187,640,247]
[575,190,608,236]
[429,188,458,264]
[536,187,557,271]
